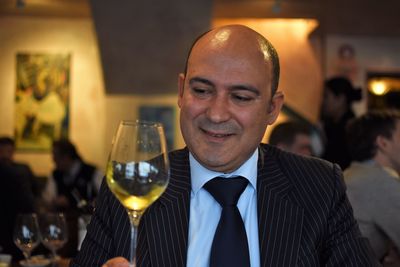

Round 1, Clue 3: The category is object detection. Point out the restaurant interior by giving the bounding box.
[1,0,400,265]
[0,0,399,176]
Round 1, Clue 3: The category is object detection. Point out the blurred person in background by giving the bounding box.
[268,121,313,156]
[42,139,102,210]
[319,76,362,170]
[344,109,400,264]
[0,138,35,260]
[42,139,103,256]
[0,136,38,196]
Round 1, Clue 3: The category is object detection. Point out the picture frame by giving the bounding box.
[14,53,71,152]
[139,105,175,151]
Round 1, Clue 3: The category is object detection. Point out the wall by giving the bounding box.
[4,16,399,177]
[0,16,107,175]
[0,16,185,177]
[104,94,184,158]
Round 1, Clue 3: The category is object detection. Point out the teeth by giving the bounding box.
[211,133,227,137]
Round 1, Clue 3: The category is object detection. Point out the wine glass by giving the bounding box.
[106,120,170,266]
[13,213,41,263]
[40,213,68,263]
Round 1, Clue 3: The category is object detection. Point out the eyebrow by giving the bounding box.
[189,76,260,96]
[189,77,214,87]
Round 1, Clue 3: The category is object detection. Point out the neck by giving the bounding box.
[373,153,399,174]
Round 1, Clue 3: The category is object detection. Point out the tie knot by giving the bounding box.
[204,177,248,207]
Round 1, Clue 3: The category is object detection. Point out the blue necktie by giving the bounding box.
[204,177,250,267]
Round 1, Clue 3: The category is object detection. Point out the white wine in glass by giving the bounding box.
[13,213,41,263]
[106,120,170,267]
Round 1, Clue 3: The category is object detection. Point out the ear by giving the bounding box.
[266,91,284,125]
[177,73,185,108]
[376,135,390,153]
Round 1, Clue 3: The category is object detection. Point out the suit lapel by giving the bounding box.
[143,148,191,267]
[257,145,304,267]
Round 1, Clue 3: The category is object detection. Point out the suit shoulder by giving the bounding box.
[261,143,336,172]
[260,144,343,196]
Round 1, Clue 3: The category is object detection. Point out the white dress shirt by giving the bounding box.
[186,149,260,267]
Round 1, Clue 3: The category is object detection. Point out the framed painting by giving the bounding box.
[14,53,71,152]
[139,105,175,151]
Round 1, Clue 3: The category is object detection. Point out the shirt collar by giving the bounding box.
[190,149,258,195]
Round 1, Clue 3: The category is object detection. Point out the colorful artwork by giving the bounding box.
[139,106,175,151]
[15,53,71,152]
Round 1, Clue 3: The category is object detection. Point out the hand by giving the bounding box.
[102,257,129,267]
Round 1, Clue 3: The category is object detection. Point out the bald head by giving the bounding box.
[184,25,280,95]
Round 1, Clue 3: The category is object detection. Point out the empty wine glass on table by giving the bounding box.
[13,213,41,264]
[106,120,170,267]
[40,213,68,264]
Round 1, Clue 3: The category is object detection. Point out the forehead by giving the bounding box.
[187,31,272,86]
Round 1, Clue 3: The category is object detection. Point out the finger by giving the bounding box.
[102,257,129,267]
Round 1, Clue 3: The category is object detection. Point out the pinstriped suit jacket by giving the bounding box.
[71,144,380,267]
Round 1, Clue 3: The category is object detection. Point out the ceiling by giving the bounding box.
[2,0,400,37]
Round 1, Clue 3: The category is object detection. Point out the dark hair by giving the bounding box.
[269,121,311,146]
[346,109,400,161]
[183,27,280,96]
[325,77,362,104]
[52,139,81,160]
[0,136,15,147]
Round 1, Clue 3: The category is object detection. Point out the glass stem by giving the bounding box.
[129,224,138,267]
[50,250,57,267]
[127,210,142,267]
[23,250,31,261]
[51,249,58,265]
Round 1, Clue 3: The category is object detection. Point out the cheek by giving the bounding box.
[236,108,268,131]
[180,97,206,123]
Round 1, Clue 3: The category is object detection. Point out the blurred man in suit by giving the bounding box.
[72,25,378,267]
[344,109,400,263]
[41,139,102,257]
[0,137,35,259]
[42,139,102,210]
[0,136,37,195]
[268,121,313,156]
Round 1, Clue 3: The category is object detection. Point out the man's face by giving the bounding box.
[384,120,400,174]
[287,134,312,156]
[0,144,14,163]
[177,28,283,173]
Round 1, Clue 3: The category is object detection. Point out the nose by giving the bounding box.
[206,95,231,123]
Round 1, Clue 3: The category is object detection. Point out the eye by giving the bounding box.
[231,93,256,104]
[191,87,213,98]
[232,94,253,102]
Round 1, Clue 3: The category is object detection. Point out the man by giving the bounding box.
[0,136,37,195]
[344,110,400,262]
[42,139,102,209]
[268,121,313,156]
[319,77,362,170]
[72,25,378,266]
[0,137,35,259]
[42,139,102,256]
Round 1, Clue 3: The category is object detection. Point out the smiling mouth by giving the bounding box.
[202,129,233,138]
